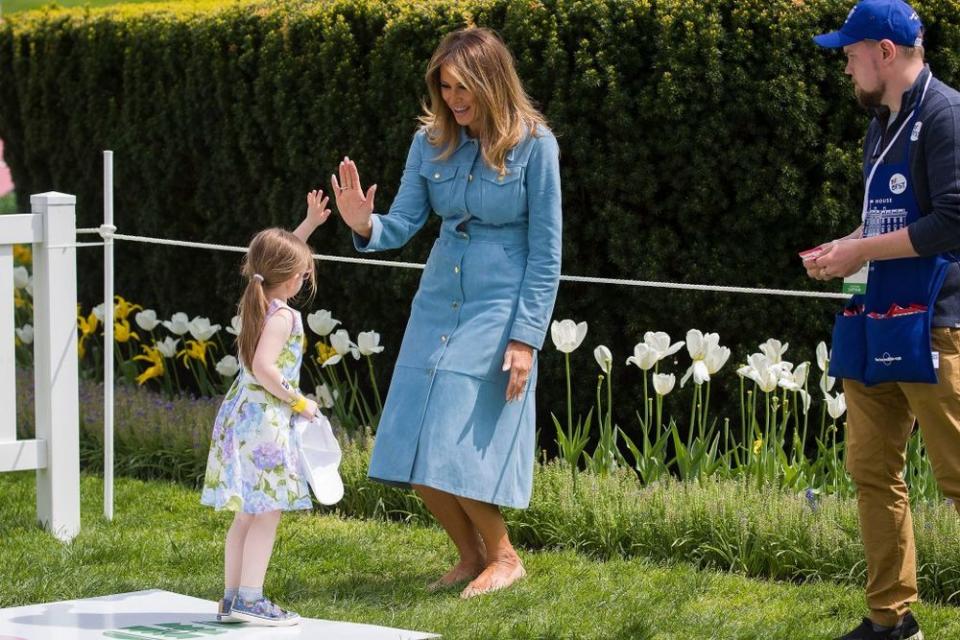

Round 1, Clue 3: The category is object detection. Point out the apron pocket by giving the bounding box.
[828,313,866,381]
[864,311,937,384]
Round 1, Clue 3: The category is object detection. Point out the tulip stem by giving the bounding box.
[366,356,383,415]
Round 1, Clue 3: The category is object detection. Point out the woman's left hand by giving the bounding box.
[502,340,534,402]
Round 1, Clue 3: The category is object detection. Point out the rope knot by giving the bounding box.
[98,224,117,241]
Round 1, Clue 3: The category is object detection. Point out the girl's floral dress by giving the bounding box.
[200,300,311,513]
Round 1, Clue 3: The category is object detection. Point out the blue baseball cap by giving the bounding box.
[813,0,924,49]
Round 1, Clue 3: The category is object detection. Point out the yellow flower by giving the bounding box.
[14,289,27,309]
[177,339,215,367]
[753,438,763,455]
[114,318,140,343]
[13,244,32,266]
[315,342,337,365]
[114,295,142,321]
[78,311,100,338]
[133,344,165,385]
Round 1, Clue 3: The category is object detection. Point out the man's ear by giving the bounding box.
[879,39,898,62]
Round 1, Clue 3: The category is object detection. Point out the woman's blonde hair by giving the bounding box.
[419,27,546,174]
[236,228,316,368]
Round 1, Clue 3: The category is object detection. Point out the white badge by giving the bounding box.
[911,121,923,141]
[932,351,940,370]
[843,262,870,295]
[889,173,908,194]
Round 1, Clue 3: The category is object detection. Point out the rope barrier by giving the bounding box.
[64,227,849,301]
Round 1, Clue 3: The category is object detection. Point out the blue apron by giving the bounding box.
[829,74,950,385]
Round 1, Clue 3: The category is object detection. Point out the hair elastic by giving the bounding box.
[252,273,264,283]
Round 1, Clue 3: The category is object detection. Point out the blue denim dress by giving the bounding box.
[355,126,562,508]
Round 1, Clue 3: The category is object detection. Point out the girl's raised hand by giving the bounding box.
[306,189,332,226]
[331,157,377,237]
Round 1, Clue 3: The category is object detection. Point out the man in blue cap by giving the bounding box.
[806,1,960,639]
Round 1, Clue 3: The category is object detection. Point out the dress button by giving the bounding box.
[454,265,460,274]
[459,232,468,239]
[441,335,447,342]
[497,175,504,182]
[452,301,460,309]
[468,174,473,181]
[434,172,440,179]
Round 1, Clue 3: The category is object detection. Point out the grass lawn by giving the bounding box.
[2,472,960,639]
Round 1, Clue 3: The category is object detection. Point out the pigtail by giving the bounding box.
[237,266,269,369]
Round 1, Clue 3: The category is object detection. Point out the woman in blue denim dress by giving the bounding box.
[332,27,561,598]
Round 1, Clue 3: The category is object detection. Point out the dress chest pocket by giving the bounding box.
[419,163,458,213]
[478,165,525,223]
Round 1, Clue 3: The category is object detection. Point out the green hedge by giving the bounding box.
[4,0,960,437]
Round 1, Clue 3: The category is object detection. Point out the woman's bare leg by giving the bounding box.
[413,484,487,588]
[456,496,525,598]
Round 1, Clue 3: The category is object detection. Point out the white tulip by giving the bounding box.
[156,337,180,358]
[626,343,658,371]
[819,371,836,395]
[798,389,812,413]
[330,329,360,360]
[681,329,726,387]
[321,354,343,368]
[681,360,710,387]
[652,373,676,396]
[93,303,106,322]
[188,316,221,342]
[778,361,810,391]
[594,345,613,374]
[135,309,161,332]
[307,309,340,337]
[643,331,685,361]
[163,312,190,335]
[226,315,242,336]
[215,355,239,378]
[752,366,781,393]
[826,392,847,420]
[550,319,588,354]
[15,324,33,345]
[816,341,830,372]
[705,346,731,375]
[13,266,29,290]
[759,338,789,364]
[357,331,385,356]
[316,384,336,409]
[743,353,780,393]
[685,329,720,360]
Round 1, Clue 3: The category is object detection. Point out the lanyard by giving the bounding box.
[861,73,933,220]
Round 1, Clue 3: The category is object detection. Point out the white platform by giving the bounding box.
[0,589,440,639]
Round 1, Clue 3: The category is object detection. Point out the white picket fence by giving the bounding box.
[0,192,81,542]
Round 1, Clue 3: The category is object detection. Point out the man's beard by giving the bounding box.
[855,83,885,109]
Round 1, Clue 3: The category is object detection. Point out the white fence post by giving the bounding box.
[30,191,81,542]
[103,150,115,521]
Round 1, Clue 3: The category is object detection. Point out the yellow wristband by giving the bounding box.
[290,395,308,414]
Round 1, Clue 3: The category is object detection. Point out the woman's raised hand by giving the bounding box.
[331,157,378,238]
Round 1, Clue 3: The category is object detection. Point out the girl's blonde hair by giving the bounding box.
[236,228,316,368]
[419,27,546,174]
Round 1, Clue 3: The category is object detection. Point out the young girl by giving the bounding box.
[200,189,331,626]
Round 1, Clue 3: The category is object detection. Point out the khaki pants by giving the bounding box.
[844,328,960,626]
